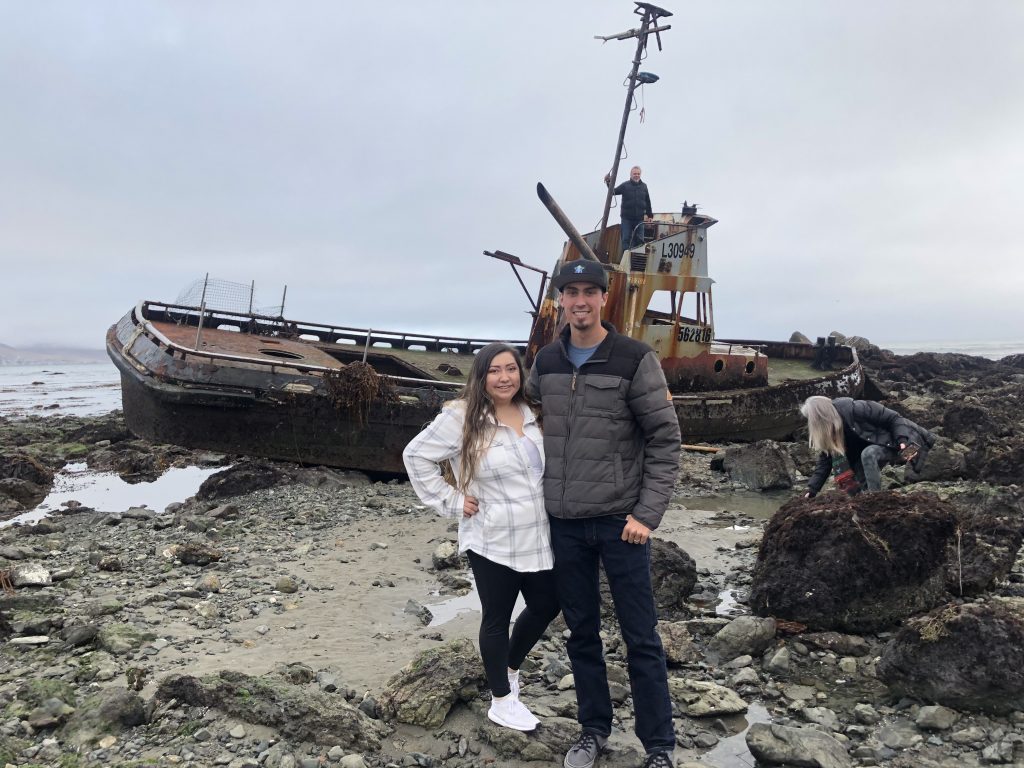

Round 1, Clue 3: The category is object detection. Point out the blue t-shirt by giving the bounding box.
[567,341,600,369]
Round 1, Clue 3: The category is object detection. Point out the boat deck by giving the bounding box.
[150,319,825,388]
[151,321,344,368]
[766,356,828,385]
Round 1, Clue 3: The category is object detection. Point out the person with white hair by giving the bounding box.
[801,396,936,497]
[604,165,653,256]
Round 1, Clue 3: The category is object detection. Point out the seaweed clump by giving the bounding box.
[324,363,398,424]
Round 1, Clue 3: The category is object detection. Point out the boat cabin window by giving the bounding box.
[643,290,709,326]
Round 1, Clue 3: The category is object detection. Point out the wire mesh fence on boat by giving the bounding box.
[175,277,285,317]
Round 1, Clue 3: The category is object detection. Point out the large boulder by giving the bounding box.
[379,638,486,727]
[0,478,44,507]
[749,492,957,632]
[980,443,1024,486]
[649,538,698,619]
[904,438,968,482]
[722,440,796,491]
[60,689,147,747]
[197,459,294,501]
[746,722,852,768]
[156,669,387,750]
[0,454,53,487]
[705,615,777,665]
[86,447,165,477]
[878,598,1024,714]
[941,404,998,448]
[66,413,133,445]
[479,716,581,763]
[9,562,52,587]
[939,486,1024,596]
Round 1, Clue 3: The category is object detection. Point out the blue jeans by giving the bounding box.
[855,444,896,491]
[549,514,674,753]
[620,217,645,254]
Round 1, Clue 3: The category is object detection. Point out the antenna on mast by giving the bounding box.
[597,2,673,257]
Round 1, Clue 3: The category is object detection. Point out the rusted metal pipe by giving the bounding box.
[536,183,601,263]
[193,272,209,350]
[598,13,653,246]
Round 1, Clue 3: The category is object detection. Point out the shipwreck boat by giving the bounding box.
[106,301,506,474]
[105,1,861,474]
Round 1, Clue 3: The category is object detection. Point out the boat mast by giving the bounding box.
[597,2,673,257]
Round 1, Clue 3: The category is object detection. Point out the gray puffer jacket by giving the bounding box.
[526,323,680,530]
[807,397,937,494]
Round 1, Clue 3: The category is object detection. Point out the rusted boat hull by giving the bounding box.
[105,303,462,474]
[673,338,862,442]
[110,358,440,473]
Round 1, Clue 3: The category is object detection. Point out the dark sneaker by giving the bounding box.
[642,750,674,768]
[564,730,608,768]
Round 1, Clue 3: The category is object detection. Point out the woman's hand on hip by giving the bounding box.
[463,495,479,518]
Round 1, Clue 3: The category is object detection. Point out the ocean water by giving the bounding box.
[877,339,1023,360]
[0,361,223,528]
[0,361,121,418]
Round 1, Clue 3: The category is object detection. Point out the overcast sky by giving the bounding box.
[2,1,1022,351]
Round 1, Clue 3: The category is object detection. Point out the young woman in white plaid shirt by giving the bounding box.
[403,343,559,732]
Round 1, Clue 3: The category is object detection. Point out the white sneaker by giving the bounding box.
[488,694,539,731]
[508,669,521,698]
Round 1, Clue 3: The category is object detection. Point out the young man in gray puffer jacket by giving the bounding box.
[527,258,680,768]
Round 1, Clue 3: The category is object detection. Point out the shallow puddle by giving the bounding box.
[716,588,743,617]
[687,491,790,521]
[699,702,771,767]
[2,462,223,527]
[425,579,527,628]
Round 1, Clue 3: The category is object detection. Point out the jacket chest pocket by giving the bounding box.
[582,375,622,413]
[478,442,511,476]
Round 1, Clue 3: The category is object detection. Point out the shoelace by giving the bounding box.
[643,751,673,768]
[572,732,600,753]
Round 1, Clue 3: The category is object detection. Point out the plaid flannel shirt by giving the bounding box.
[403,401,553,572]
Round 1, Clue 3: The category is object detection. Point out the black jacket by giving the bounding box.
[613,180,653,221]
[807,398,936,495]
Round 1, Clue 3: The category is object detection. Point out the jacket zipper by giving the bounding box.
[561,368,578,512]
[556,332,610,515]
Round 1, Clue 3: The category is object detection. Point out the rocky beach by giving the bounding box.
[2,344,1023,768]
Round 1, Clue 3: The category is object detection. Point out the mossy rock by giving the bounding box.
[60,689,147,747]
[155,669,387,751]
[0,735,31,764]
[60,443,91,459]
[96,623,156,655]
[16,678,77,710]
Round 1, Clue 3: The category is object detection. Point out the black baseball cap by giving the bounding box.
[551,259,609,291]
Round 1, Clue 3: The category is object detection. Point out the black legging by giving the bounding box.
[466,549,561,697]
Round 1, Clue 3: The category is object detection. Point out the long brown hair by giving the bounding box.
[453,342,532,493]
[800,396,846,456]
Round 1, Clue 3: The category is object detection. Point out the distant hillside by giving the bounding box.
[0,343,109,365]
